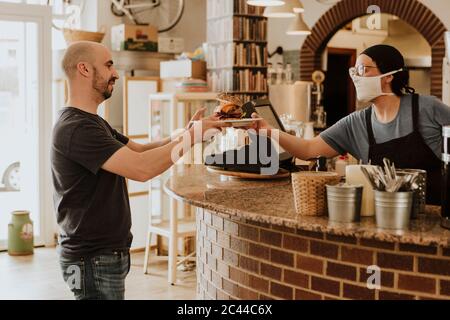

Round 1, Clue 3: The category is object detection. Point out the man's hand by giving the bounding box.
[186,107,221,129]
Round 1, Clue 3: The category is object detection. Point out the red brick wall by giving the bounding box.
[299,0,446,99]
[197,209,450,300]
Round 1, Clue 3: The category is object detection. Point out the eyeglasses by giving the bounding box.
[349,65,378,77]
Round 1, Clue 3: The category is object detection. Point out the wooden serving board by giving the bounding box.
[206,166,291,180]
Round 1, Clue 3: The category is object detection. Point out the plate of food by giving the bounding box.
[214,93,262,127]
[221,118,263,127]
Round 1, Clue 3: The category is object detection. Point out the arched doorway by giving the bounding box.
[299,0,447,98]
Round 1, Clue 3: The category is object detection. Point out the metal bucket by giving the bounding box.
[396,169,427,219]
[375,191,413,230]
[326,184,363,223]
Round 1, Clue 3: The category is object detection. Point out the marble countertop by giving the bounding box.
[164,165,450,247]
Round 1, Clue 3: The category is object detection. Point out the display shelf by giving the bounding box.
[206,0,268,102]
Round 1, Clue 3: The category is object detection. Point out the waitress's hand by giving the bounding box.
[189,118,230,143]
[248,112,272,133]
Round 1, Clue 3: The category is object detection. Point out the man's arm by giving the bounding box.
[103,119,228,181]
[126,136,173,153]
[126,107,209,153]
[103,129,194,182]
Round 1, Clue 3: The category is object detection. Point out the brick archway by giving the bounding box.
[300,0,447,98]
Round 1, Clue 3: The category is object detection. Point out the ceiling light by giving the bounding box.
[286,12,311,35]
[247,0,285,7]
[264,0,299,18]
[293,1,305,13]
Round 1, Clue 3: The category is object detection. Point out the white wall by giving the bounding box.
[95,0,123,49]
[327,30,387,55]
[268,0,450,56]
[78,0,206,52]
[161,0,206,52]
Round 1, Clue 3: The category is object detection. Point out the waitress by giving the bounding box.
[252,44,450,204]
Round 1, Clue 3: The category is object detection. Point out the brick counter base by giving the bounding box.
[196,209,450,300]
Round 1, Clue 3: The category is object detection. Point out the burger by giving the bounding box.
[214,93,244,120]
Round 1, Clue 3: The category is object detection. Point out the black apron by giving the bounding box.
[365,94,442,205]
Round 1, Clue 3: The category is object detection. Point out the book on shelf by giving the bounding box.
[233,69,267,92]
[207,17,267,43]
[233,0,264,15]
[207,42,234,68]
[207,19,233,43]
[206,0,265,18]
[233,17,267,42]
[207,43,267,69]
[208,69,267,93]
[234,43,268,67]
[207,0,233,19]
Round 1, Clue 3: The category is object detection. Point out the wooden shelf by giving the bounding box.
[207,15,233,21]
[229,91,268,94]
[111,50,174,72]
[206,14,267,21]
[208,66,268,70]
[208,40,267,45]
[234,14,267,19]
[234,39,267,44]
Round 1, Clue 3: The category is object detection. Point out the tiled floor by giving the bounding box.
[0,248,196,300]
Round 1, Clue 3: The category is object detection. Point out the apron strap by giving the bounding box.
[365,107,376,145]
[412,93,420,132]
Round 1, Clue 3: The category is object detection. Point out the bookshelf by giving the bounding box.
[207,0,268,103]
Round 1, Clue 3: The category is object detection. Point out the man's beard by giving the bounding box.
[93,68,115,101]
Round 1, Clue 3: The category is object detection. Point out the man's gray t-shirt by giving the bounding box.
[51,107,132,258]
[320,95,450,163]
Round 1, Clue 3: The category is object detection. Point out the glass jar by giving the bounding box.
[290,120,304,138]
[285,63,293,85]
[313,105,327,129]
[267,62,275,86]
[303,122,315,140]
[276,62,284,85]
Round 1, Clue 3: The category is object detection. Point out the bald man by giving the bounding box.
[51,41,226,300]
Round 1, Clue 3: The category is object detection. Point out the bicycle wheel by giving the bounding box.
[126,0,184,33]
[111,0,128,17]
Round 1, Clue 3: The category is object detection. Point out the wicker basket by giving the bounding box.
[292,171,340,216]
[63,28,105,44]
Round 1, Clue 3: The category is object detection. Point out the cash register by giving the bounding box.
[205,99,295,174]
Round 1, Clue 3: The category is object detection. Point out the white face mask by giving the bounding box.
[350,68,402,103]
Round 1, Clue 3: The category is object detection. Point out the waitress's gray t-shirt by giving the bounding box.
[320,95,450,163]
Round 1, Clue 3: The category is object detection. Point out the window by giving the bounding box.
[0,1,53,249]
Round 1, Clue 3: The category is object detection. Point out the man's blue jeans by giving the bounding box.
[59,250,130,300]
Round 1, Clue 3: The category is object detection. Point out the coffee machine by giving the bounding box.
[442,125,450,229]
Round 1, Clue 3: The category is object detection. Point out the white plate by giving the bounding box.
[221,118,263,127]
